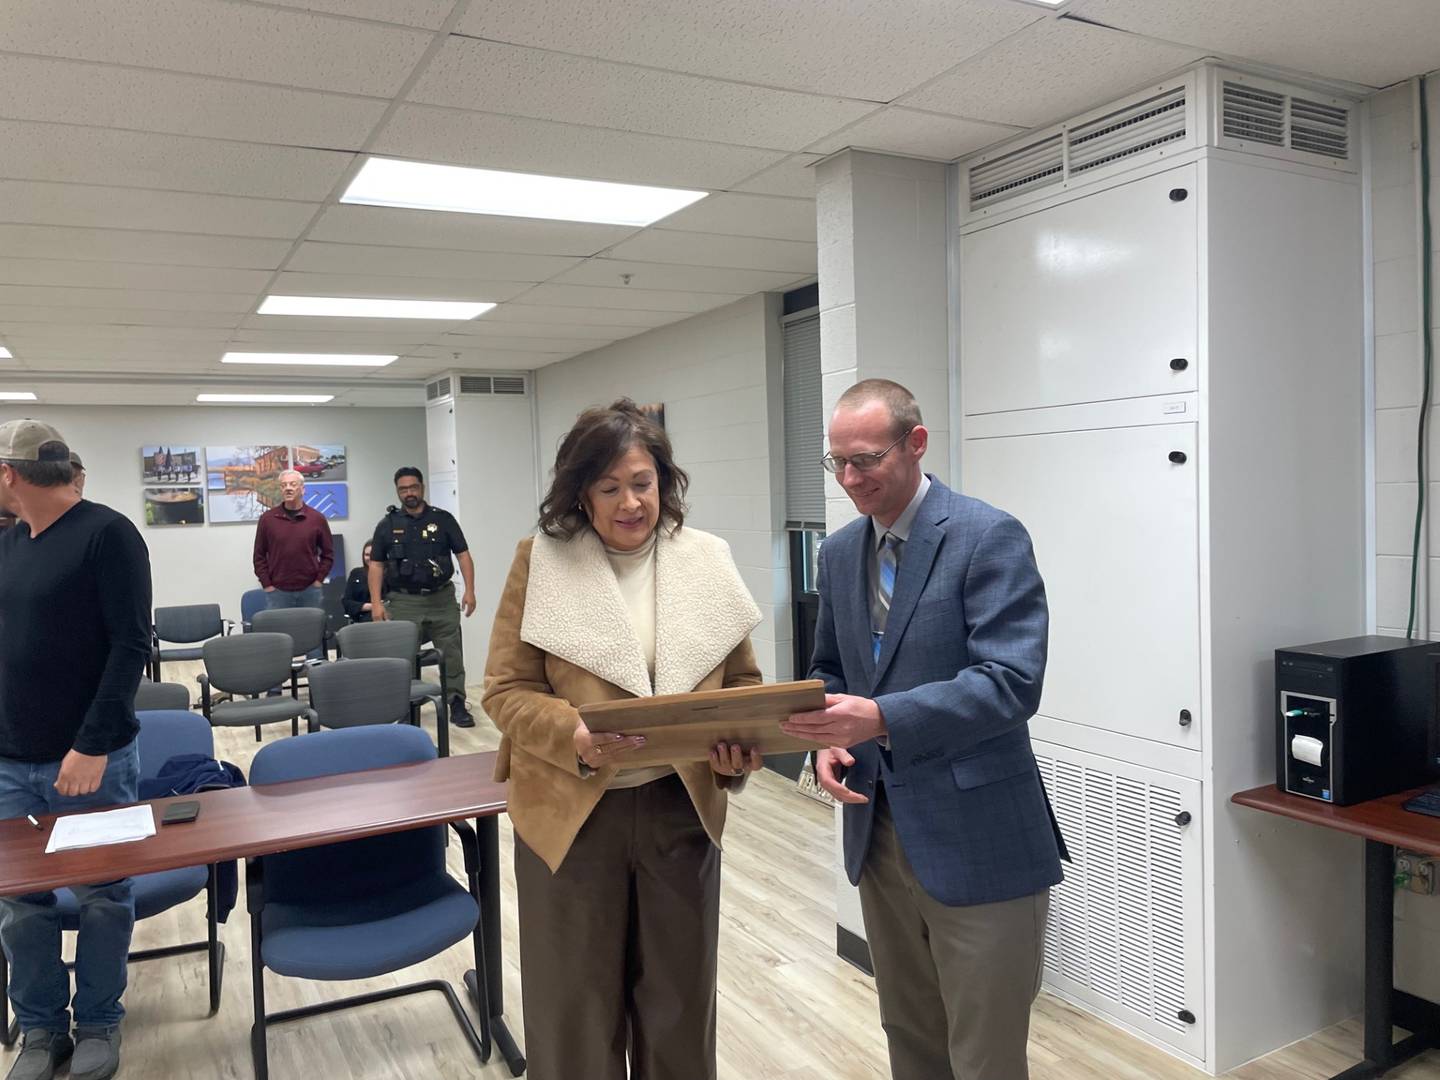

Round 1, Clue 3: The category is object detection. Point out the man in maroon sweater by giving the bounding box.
[252,470,333,613]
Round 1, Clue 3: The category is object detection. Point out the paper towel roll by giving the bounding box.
[1291,734,1324,767]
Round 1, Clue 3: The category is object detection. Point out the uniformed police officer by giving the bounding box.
[368,466,477,728]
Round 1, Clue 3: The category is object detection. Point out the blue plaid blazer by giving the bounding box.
[810,477,1067,907]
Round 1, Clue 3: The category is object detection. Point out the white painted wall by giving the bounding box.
[4,403,426,624]
[1368,73,1440,1004]
[533,293,792,683]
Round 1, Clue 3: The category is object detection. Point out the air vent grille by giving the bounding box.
[493,375,526,395]
[1069,88,1187,175]
[425,380,441,401]
[1290,96,1349,158]
[458,375,492,395]
[970,134,1064,208]
[1221,82,1284,145]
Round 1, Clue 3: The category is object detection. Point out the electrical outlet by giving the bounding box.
[1396,853,1438,895]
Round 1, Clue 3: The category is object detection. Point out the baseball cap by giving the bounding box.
[0,419,70,463]
[69,449,85,471]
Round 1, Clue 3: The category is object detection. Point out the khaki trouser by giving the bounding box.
[513,773,720,1080]
[384,588,466,701]
[859,786,1050,1080]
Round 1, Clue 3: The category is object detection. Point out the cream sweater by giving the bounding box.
[603,535,674,789]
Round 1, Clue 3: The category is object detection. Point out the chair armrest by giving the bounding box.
[197,672,212,718]
[449,819,480,876]
[222,620,236,636]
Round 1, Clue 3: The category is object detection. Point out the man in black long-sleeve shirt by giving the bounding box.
[0,419,152,1080]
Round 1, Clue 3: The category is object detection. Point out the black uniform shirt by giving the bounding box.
[370,504,468,592]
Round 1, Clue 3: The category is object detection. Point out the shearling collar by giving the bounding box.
[521,526,761,699]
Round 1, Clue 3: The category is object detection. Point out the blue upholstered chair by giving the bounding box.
[244,726,496,1080]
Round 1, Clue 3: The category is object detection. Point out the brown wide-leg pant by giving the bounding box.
[859,785,1050,1080]
[514,774,721,1080]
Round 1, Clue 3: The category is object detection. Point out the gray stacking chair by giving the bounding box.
[134,679,190,711]
[336,620,450,756]
[251,606,328,662]
[198,633,317,742]
[307,658,413,733]
[152,603,231,681]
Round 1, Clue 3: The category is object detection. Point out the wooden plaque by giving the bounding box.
[579,680,829,767]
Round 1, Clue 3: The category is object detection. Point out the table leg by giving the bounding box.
[1330,840,1433,1079]
[465,814,525,1076]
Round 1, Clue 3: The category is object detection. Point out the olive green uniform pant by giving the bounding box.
[384,588,467,702]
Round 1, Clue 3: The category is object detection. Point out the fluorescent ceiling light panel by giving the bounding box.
[222,352,397,367]
[197,393,334,404]
[0,391,37,401]
[257,295,494,319]
[342,157,708,227]
[0,347,12,359]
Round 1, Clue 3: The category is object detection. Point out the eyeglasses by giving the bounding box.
[821,429,914,474]
[396,482,423,493]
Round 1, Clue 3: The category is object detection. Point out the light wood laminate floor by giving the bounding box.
[9,663,1437,1079]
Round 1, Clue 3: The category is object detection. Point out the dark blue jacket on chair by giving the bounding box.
[811,477,1067,908]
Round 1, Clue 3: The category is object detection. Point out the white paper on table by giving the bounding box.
[44,805,156,854]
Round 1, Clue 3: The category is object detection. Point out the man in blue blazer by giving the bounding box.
[785,379,1065,1080]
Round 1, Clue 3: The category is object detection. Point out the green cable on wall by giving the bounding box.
[1407,73,1435,639]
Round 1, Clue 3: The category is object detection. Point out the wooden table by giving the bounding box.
[1233,784,1440,1079]
[0,751,524,1076]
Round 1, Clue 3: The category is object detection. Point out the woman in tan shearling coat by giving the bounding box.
[483,399,763,1080]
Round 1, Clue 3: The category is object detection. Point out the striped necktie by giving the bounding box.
[872,532,901,661]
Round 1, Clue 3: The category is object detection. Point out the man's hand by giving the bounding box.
[263,585,276,593]
[312,579,324,589]
[372,604,391,622]
[782,693,886,748]
[54,749,108,797]
[815,747,869,804]
[461,590,477,617]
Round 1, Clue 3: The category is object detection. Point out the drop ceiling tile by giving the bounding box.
[5,325,233,344]
[456,0,1038,100]
[445,319,646,341]
[513,284,744,313]
[656,193,816,242]
[329,384,429,406]
[286,242,582,281]
[551,258,808,293]
[0,181,317,238]
[606,231,816,273]
[0,55,388,148]
[1068,0,1440,88]
[0,306,243,329]
[484,304,680,328]
[0,286,256,312]
[732,155,824,198]
[0,0,432,96]
[0,258,271,293]
[405,345,576,367]
[0,120,353,200]
[805,107,1019,160]
[0,225,291,269]
[371,105,787,189]
[264,0,454,29]
[237,315,463,335]
[409,37,874,152]
[307,204,638,255]
[269,272,533,302]
[430,332,611,353]
[901,20,1203,128]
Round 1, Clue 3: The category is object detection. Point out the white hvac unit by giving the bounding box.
[955,61,1365,1074]
[422,370,537,680]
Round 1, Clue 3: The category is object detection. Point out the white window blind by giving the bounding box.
[783,313,824,528]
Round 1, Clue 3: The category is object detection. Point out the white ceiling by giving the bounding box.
[0,0,1436,407]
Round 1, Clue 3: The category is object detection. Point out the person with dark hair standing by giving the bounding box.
[483,398,764,1080]
[0,420,152,1080]
[368,467,477,727]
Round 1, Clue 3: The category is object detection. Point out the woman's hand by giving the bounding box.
[709,742,763,778]
[574,719,646,770]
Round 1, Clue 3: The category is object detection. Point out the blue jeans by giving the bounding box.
[266,585,324,659]
[0,742,140,1033]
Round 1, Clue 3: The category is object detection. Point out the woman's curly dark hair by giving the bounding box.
[537,399,688,539]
